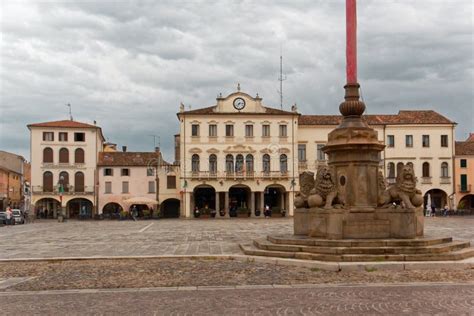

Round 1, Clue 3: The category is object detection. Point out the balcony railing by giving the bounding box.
[188,171,288,180]
[459,184,471,193]
[298,161,307,170]
[440,177,451,184]
[421,177,432,184]
[32,185,94,195]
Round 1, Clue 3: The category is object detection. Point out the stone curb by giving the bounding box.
[0,282,472,296]
[0,254,472,272]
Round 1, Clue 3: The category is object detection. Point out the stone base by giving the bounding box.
[294,207,424,239]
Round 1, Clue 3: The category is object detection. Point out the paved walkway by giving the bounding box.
[2,283,473,315]
[0,216,472,259]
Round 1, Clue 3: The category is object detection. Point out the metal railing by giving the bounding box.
[458,184,471,193]
[188,170,288,180]
[32,185,94,195]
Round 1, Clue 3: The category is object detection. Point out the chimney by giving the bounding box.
[122,146,127,152]
[155,146,160,153]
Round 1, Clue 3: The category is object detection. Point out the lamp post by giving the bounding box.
[57,175,66,222]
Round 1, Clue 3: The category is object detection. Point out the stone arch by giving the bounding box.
[160,198,181,218]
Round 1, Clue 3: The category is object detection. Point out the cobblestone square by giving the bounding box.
[0,216,472,259]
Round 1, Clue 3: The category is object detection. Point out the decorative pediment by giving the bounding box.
[260,148,272,154]
[189,148,202,154]
[278,148,290,154]
[207,120,218,125]
[223,145,256,154]
[260,120,271,125]
[190,120,201,124]
[206,148,220,154]
[278,120,289,125]
[244,120,255,125]
[224,120,235,125]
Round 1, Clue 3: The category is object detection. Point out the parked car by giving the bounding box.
[0,211,6,225]
[12,209,25,224]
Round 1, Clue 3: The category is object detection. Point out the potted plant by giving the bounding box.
[237,207,249,218]
[193,207,201,218]
[219,209,226,217]
[143,209,151,219]
[119,210,128,220]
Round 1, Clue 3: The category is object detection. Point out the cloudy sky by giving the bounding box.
[1,0,472,162]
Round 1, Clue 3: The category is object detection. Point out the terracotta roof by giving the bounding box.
[98,152,173,167]
[179,106,296,116]
[455,137,474,155]
[28,120,99,129]
[299,110,455,126]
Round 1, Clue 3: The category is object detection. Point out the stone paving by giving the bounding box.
[1,283,473,315]
[0,216,472,259]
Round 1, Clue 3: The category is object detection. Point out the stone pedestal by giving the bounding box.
[294,207,424,239]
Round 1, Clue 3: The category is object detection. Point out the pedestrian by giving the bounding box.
[131,205,138,221]
[5,207,12,227]
[431,205,436,217]
[264,204,270,218]
[443,204,449,217]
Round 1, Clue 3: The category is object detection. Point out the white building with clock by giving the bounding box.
[177,86,300,218]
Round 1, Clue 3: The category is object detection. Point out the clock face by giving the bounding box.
[233,97,246,110]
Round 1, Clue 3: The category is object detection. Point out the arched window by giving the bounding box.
[225,155,234,173]
[387,162,395,178]
[75,148,85,164]
[191,154,200,173]
[407,162,414,169]
[59,171,69,192]
[209,154,217,174]
[245,154,254,173]
[280,154,288,173]
[235,154,244,173]
[59,148,69,163]
[74,172,84,192]
[263,154,271,174]
[422,162,430,177]
[396,162,404,177]
[43,171,53,192]
[441,162,449,178]
[43,147,53,163]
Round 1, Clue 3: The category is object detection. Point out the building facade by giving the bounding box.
[0,151,28,211]
[97,150,181,218]
[28,120,105,218]
[454,133,474,211]
[177,89,299,218]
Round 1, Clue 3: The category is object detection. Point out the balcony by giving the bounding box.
[261,171,289,179]
[32,185,94,195]
[298,161,308,170]
[440,177,451,184]
[459,184,471,193]
[188,170,287,180]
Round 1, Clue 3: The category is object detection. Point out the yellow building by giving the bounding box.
[454,133,474,211]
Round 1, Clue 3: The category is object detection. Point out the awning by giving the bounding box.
[124,197,159,204]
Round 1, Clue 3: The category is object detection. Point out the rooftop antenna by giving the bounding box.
[149,135,160,150]
[277,45,287,110]
[66,103,73,121]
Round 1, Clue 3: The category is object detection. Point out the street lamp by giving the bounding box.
[57,175,66,222]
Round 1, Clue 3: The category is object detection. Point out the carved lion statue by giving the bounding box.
[307,166,341,209]
[294,171,315,208]
[381,163,423,209]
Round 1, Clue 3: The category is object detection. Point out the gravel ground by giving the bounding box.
[1,258,473,291]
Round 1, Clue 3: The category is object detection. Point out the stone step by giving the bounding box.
[254,239,471,255]
[239,243,474,262]
[267,235,453,248]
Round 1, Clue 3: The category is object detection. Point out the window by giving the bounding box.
[225,155,234,173]
[460,174,468,192]
[191,124,199,137]
[122,181,129,193]
[280,154,288,173]
[105,182,112,194]
[235,154,244,173]
[104,168,113,176]
[191,154,200,172]
[74,148,85,164]
[279,125,287,137]
[148,181,155,193]
[75,172,84,192]
[441,135,448,147]
[167,176,176,189]
[59,148,69,163]
[43,147,53,163]
[225,124,234,137]
[59,132,68,142]
[121,168,130,176]
[422,135,430,147]
[405,135,413,147]
[43,132,54,141]
[460,159,467,168]
[387,162,395,178]
[396,162,404,178]
[441,162,449,177]
[209,124,217,137]
[387,135,395,147]
[263,154,271,174]
[262,124,270,137]
[74,132,85,142]
[43,171,53,192]
[246,154,254,173]
[298,144,306,162]
[147,168,154,176]
[245,125,253,137]
[317,144,325,161]
[59,171,69,192]
[209,154,217,174]
[422,162,430,177]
